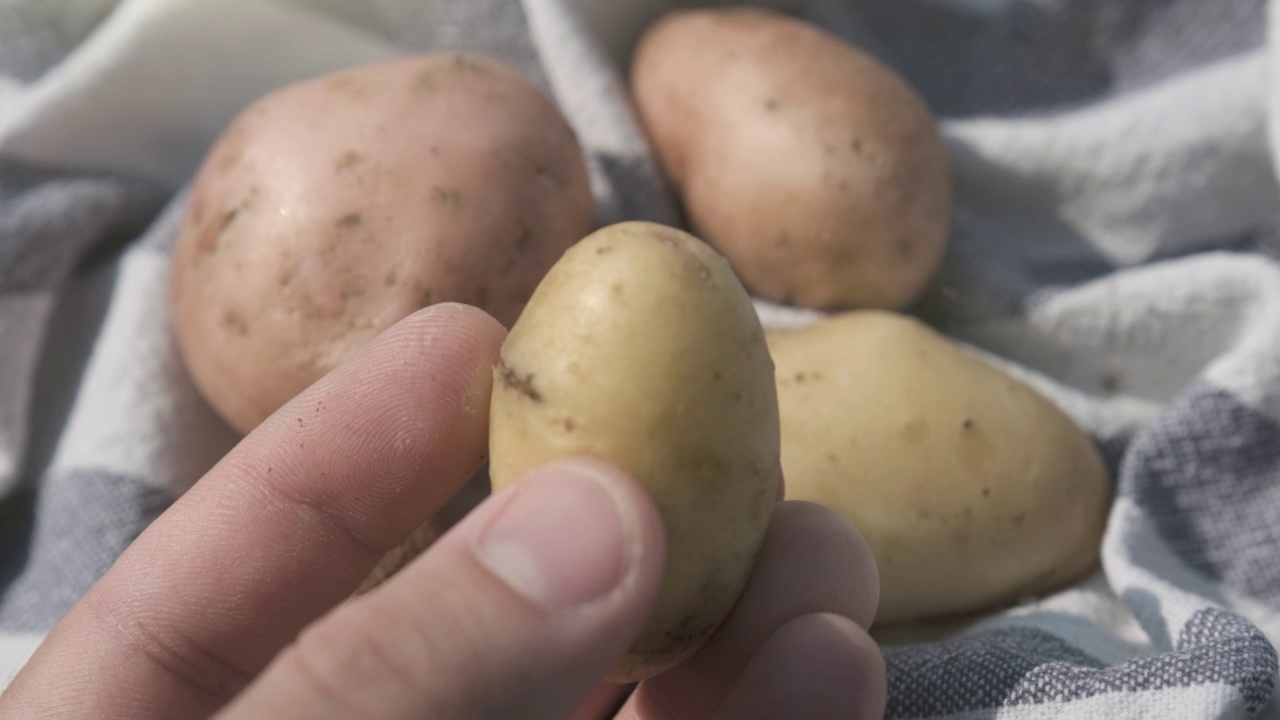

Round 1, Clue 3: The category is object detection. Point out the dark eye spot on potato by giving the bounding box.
[764,98,779,111]
[498,360,543,403]
[515,225,532,251]
[562,418,577,432]
[384,268,399,287]
[222,309,249,337]
[335,150,364,171]
[336,212,362,229]
[197,187,256,256]
[776,233,791,248]
[596,245,614,255]
[982,487,991,497]
[963,417,975,430]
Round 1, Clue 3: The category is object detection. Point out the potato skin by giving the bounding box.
[769,312,1110,625]
[171,53,592,433]
[489,221,779,682]
[631,8,951,310]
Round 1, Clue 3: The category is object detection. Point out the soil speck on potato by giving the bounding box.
[415,281,433,306]
[433,186,464,206]
[385,268,399,288]
[764,98,779,111]
[450,54,491,74]
[336,212,362,229]
[326,74,366,95]
[498,360,543,403]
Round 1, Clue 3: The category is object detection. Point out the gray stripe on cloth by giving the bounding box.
[0,0,119,82]
[884,608,1275,717]
[0,468,172,631]
[0,158,167,293]
[280,0,546,85]
[837,0,1265,117]
[1122,383,1280,603]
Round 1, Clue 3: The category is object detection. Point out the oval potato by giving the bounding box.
[631,8,951,310]
[489,221,780,682]
[769,311,1110,625]
[171,52,592,433]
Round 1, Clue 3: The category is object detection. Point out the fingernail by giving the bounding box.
[474,460,630,610]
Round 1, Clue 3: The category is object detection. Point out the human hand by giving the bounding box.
[0,304,884,719]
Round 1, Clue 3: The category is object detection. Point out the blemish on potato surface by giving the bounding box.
[496,360,542,403]
[414,281,432,306]
[335,150,364,171]
[221,309,249,337]
[901,418,929,443]
[336,212,362,229]
[432,186,464,206]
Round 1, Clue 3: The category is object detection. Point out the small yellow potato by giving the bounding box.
[769,311,1110,625]
[631,8,952,310]
[171,52,592,434]
[489,221,780,682]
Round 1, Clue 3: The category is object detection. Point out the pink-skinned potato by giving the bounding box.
[171,53,592,434]
[631,8,952,311]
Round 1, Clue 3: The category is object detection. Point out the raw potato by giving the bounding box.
[769,312,1110,625]
[489,221,780,682]
[631,8,952,310]
[171,53,592,434]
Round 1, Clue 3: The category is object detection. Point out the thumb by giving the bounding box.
[215,458,665,720]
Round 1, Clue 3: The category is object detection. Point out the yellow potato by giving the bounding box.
[769,312,1110,625]
[489,221,779,682]
[171,52,592,434]
[631,8,951,310]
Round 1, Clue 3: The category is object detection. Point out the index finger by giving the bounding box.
[0,303,505,720]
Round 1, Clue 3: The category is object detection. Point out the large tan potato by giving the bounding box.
[171,53,592,434]
[769,312,1110,625]
[489,221,779,682]
[631,8,951,310]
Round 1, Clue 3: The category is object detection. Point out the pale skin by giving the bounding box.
[0,303,886,719]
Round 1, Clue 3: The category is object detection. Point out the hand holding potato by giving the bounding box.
[0,306,885,720]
